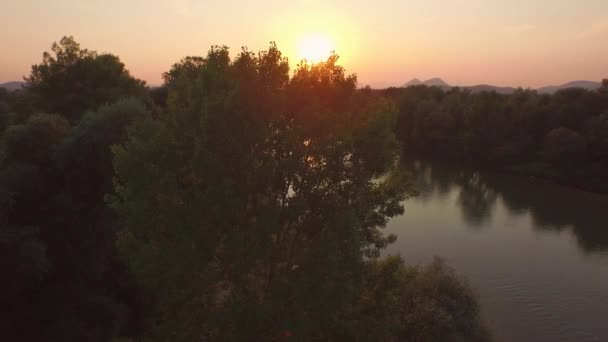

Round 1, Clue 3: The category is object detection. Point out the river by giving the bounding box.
[384,160,608,342]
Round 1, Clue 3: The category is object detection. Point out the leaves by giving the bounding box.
[112,45,413,340]
[25,36,148,122]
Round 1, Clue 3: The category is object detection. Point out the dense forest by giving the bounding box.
[1,37,492,341]
[0,37,608,341]
[385,83,608,193]
[2,36,607,342]
[4,36,607,342]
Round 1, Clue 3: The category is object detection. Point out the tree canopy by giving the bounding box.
[25,36,148,122]
[1,38,494,341]
[390,83,608,193]
[110,44,416,340]
[1,37,152,340]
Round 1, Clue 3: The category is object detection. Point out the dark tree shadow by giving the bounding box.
[404,159,608,253]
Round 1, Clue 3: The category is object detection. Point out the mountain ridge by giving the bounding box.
[403,78,602,94]
[1,79,604,94]
[0,81,25,91]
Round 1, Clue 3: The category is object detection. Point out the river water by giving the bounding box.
[384,161,608,342]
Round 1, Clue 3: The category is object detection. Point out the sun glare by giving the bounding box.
[297,35,334,63]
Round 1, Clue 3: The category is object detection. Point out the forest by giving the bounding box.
[1,36,605,341]
[385,82,608,193]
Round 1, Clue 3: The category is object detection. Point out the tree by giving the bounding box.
[0,88,35,131]
[350,256,492,342]
[25,36,148,122]
[0,100,149,341]
[584,113,608,161]
[392,82,608,192]
[600,79,608,93]
[110,45,412,340]
[542,127,586,166]
[162,56,206,88]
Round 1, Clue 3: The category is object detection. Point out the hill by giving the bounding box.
[404,78,450,89]
[404,78,602,94]
[0,81,25,91]
[537,80,601,94]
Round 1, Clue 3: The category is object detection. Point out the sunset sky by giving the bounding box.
[1,0,607,88]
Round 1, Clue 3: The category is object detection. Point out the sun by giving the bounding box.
[297,35,334,63]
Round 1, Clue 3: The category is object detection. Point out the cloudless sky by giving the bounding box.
[1,0,607,88]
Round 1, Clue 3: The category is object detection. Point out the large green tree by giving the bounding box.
[110,45,412,340]
[25,36,148,122]
[0,100,149,341]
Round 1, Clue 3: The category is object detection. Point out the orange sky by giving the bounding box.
[1,0,607,88]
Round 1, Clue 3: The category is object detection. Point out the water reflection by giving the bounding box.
[403,160,608,253]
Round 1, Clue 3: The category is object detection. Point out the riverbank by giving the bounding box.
[402,154,608,194]
[386,160,608,342]
[506,161,608,194]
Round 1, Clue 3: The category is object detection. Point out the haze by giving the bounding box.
[1,0,607,88]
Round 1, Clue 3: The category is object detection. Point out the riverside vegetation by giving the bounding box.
[11,36,607,341]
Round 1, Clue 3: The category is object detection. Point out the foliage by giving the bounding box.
[25,36,148,122]
[2,37,154,341]
[390,84,608,192]
[541,127,586,165]
[0,99,149,341]
[0,88,36,130]
[110,45,420,340]
[1,38,496,341]
[349,255,492,342]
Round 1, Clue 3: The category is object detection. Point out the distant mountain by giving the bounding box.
[0,81,25,91]
[537,80,601,94]
[404,79,516,94]
[404,78,450,88]
[403,78,602,94]
[404,78,422,86]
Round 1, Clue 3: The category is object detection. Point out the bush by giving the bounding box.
[349,255,493,342]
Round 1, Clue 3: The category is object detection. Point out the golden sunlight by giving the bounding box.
[297,35,334,63]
